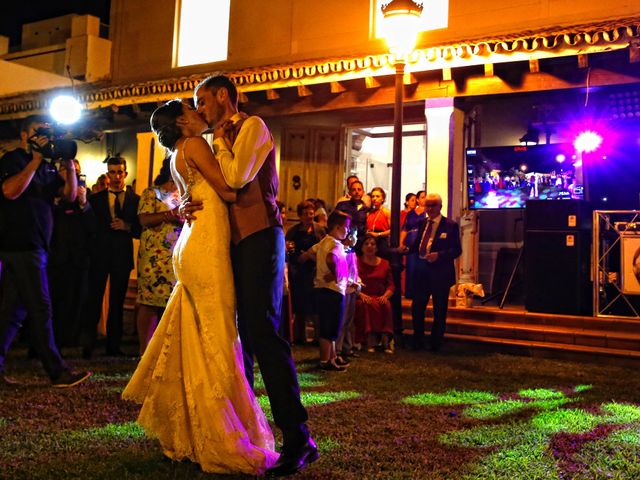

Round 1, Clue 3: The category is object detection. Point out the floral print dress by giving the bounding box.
[136,187,182,307]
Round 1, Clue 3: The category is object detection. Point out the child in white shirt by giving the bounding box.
[301,210,351,371]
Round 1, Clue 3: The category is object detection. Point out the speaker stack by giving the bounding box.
[524,200,592,315]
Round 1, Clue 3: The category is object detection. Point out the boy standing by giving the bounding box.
[303,211,351,371]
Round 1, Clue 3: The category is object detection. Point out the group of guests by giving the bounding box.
[286,200,395,371]
[0,118,461,389]
[285,175,462,368]
[49,154,180,360]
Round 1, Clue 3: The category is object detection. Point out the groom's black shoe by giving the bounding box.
[266,437,319,477]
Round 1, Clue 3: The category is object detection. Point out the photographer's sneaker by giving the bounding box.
[319,361,346,372]
[51,370,92,388]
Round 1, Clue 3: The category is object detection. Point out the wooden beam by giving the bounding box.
[529,59,540,73]
[330,81,346,93]
[297,85,312,97]
[578,54,588,69]
[365,76,381,89]
[484,63,494,77]
[266,89,280,100]
[403,73,418,85]
[247,66,640,118]
[630,41,640,63]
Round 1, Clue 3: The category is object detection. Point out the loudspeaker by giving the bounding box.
[526,200,592,231]
[525,230,592,315]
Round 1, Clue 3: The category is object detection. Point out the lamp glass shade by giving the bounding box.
[381,0,423,56]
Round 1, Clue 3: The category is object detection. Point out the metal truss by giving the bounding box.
[593,210,640,318]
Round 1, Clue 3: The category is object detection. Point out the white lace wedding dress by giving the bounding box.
[122,144,277,474]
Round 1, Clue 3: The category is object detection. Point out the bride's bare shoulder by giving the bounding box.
[185,136,212,152]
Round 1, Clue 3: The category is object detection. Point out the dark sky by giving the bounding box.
[1,1,110,47]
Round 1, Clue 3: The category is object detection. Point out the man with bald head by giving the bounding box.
[405,193,461,351]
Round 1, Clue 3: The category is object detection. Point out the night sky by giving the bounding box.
[1,1,110,47]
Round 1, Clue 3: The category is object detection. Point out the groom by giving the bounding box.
[187,75,317,476]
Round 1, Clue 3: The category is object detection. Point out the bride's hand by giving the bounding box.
[179,198,204,226]
[214,120,234,139]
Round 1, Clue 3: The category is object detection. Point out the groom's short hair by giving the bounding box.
[196,75,238,106]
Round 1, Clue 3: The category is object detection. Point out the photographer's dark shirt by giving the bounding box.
[0,148,63,251]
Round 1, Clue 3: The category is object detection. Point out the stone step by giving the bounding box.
[410,317,640,351]
[400,298,640,363]
[401,301,640,333]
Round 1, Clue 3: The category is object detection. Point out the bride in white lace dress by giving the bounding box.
[122,99,277,475]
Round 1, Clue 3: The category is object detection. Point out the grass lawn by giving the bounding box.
[2,343,640,479]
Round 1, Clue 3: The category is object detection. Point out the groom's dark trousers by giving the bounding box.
[232,225,309,447]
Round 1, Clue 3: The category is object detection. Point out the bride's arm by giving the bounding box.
[185,137,236,203]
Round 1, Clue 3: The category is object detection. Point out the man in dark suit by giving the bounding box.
[405,193,461,351]
[81,156,141,358]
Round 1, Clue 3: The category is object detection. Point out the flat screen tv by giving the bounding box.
[466,144,583,210]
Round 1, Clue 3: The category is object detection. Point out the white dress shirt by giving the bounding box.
[212,113,274,189]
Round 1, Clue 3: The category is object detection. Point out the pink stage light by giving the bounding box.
[574,131,603,153]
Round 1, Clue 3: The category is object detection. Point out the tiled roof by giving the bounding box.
[1,17,638,118]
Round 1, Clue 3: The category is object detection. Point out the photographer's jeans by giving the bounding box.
[0,249,68,380]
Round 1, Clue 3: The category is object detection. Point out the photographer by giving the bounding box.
[0,115,91,387]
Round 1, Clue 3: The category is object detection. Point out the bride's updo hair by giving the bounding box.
[150,99,184,150]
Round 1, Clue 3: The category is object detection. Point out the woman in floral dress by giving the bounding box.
[135,158,183,354]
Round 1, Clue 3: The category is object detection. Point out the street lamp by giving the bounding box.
[381,0,423,248]
[381,0,423,342]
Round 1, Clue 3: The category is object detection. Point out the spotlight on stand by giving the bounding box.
[519,125,540,146]
[49,95,83,125]
[573,130,603,203]
[574,130,602,153]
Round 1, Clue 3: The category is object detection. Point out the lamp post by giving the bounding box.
[381,0,423,343]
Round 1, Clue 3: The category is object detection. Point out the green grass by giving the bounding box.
[518,387,565,400]
[464,399,527,419]
[403,389,497,406]
[3,342,640,479]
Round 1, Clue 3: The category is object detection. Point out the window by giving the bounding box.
[373,0,448,38]
[174,0,230,67]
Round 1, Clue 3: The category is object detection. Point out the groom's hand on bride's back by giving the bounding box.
[179,198,204,226]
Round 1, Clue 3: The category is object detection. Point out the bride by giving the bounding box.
[122,99,278,475]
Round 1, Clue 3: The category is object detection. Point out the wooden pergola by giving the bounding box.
[0,17,639,120]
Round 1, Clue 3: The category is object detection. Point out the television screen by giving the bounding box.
[466,144,583,209]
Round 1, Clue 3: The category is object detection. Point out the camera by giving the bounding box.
[31,126,78,161]
[78,174,87,188]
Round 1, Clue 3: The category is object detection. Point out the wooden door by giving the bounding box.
[280,126,341,220]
